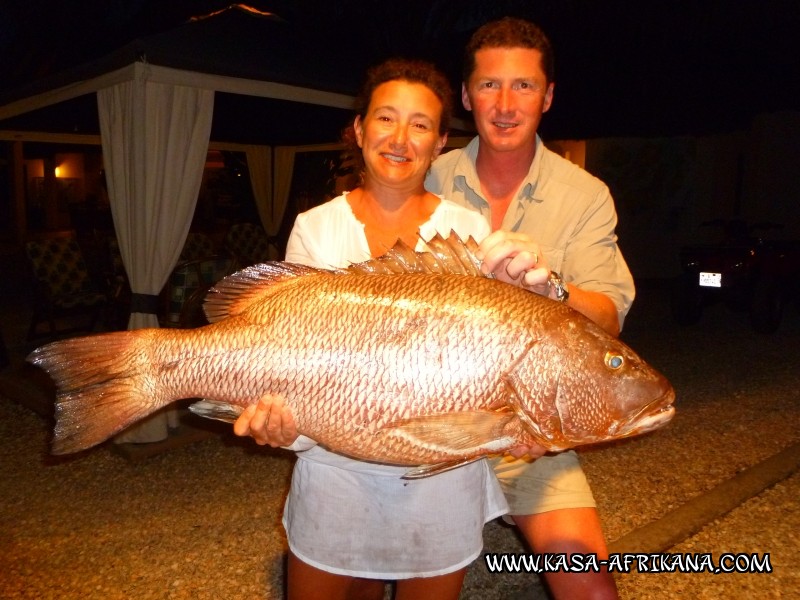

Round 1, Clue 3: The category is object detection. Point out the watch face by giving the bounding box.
[549,271,569,302]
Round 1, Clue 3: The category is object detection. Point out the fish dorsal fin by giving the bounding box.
[203,232,484,323]
[203,262,331,323]
[347,231,485,276]
[421,231,484,275]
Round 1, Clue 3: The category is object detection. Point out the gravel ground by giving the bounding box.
[613,471,800,599]
[1,283,798,599]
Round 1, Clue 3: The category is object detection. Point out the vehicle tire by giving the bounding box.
[750,276,783,334]
[670,274,703,325]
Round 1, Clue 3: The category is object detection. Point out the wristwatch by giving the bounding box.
[548,271,570,303]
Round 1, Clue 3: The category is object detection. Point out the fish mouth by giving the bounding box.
[611,388,676,438]
[625,403,675,435]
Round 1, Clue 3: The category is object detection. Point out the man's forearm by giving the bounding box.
[565,285,621,337]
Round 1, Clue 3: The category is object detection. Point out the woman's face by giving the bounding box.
[355,80,447,190]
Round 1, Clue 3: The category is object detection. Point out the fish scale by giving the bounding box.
[28,233,674,476]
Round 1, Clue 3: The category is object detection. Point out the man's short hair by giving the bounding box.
[463,17,555,85]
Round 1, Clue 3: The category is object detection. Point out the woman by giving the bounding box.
[236,59,507,600]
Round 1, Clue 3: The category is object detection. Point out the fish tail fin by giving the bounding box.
[27,331,166,454]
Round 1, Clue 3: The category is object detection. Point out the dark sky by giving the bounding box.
[1,0,798,139]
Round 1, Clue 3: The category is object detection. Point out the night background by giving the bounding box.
[1,0,799,139]
[2,0,800,277]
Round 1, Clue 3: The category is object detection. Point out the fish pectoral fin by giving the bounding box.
[402,457,482,479]
[188,399,245,423]
[384,410,517,456]
[389,411,518,479]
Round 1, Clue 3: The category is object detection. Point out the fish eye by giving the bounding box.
[605,352,624,370]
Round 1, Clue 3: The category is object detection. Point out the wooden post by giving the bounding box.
[42,156,59,230]
[11,141,26,244]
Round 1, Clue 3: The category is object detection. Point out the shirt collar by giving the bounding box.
[454,135,546,205]
[453,136,482,199]
[521,135,545,202]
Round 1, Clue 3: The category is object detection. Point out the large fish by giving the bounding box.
[28,234,674,477]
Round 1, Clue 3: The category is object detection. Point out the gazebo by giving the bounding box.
[0,6,474,443]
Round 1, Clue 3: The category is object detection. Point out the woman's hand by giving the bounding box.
[233,393,299,447]
[507,444,548,460]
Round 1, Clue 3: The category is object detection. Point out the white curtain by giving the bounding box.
[98,70,214,444]
[270,146,296,237]
[245,144,272,231]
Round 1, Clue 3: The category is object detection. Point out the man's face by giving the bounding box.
[463,47,554,154]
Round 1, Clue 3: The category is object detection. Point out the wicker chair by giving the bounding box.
[179,232,216,262]
[24,231,108,340]
[161,255,237,328]
[223,222,275,266]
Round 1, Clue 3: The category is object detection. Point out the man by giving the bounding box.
[424,17,633,600]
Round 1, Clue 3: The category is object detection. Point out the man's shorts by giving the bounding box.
[490,450,596,516]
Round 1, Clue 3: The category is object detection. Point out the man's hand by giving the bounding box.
[477,230,620,335]
[233,393,299,447]
[477,231,552,297]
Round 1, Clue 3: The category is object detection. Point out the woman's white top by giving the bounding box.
[281,192,507,578]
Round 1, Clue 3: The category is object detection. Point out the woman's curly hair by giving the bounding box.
[341,58,453,174]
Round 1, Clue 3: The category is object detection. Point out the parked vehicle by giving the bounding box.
[671,219,800,333]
